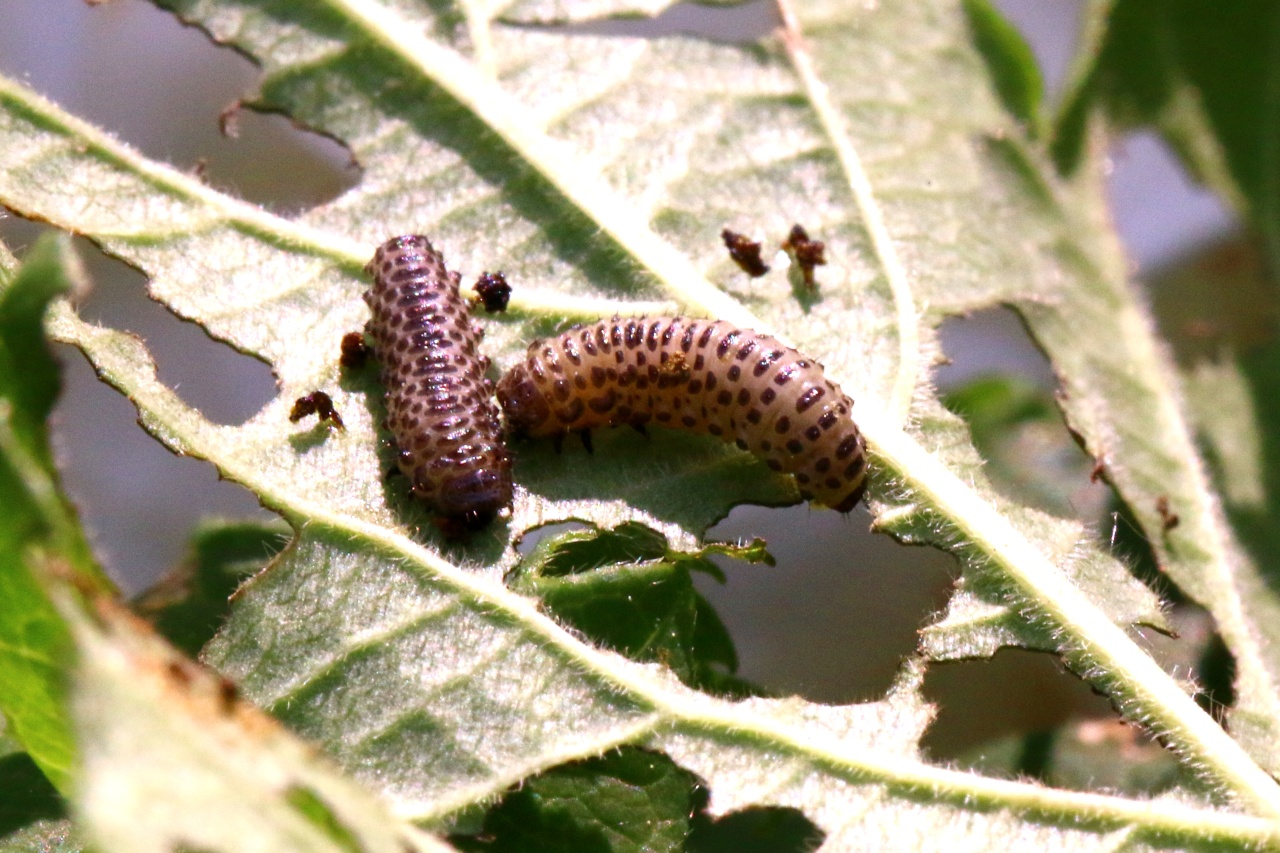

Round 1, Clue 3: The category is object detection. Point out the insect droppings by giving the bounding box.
[721,229,770,277]
[782,224,826,290]
[290,391,345,430]
[472,271,512,314]
[340,331,370,369]
[496,316,867,512]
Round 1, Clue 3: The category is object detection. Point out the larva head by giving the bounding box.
[436,468,511,530]
[496,366,551,436]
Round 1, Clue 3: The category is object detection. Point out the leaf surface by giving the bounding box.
[3,0,1280,846]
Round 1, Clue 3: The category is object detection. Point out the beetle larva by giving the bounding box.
[362,235,513,530]
[496,316,867,512]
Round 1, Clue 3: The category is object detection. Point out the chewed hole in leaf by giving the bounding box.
[0,226,275,591]
[200,107,360,215]
[688,805,824,853]
[957,717,1191,797]
[3,0,357,217]
[531,0,779,42]
[921,648,1115,762]
[936,307,1056,391]
[700,505,954,703]
[0,225,279,427]
[943,373,1110,522]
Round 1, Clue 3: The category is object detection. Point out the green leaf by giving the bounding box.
[0,233,108,794]
[47,571,456,853]
[2,0,1279,846]
[1054,0,1274,262]
[509,523,767,695]
[133,518,291,657]
[961,0,1045,136]
[452,747,702,853]
[0,725,80,853]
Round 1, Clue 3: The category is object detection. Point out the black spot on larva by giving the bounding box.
[754,350,781,376]
[363,235,511,531]
[495,317,867,511]
[836,434,861,460]
[796,386,825,412]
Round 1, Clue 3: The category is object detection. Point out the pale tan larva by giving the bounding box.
[496,317,867,512]
[361,235,512,530]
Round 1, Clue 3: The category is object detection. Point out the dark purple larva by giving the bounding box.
[496,317,867,512]
[363,235,512,529]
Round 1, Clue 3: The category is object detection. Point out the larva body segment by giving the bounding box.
[496,317,867,512]
[363,235,512,529]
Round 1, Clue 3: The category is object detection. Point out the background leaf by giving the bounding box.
[0,233,106,794]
